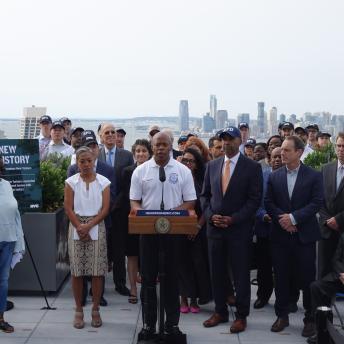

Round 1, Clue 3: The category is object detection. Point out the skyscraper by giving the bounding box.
[210,95,217,119]
[179,100,189,132]
[257,102,265,137]
[237,113,250,126]
[268,107,278,135]
[215,110,228,129]
[202,113,215,133]
[20,105,47,139]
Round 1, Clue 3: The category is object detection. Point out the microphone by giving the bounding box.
[159,166,166,210]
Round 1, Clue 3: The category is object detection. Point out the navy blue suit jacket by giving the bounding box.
[67,160,116,228]
[265,163,323,244]
[200,153,263,240]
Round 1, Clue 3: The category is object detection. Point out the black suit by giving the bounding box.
[318,160,344,277]
[201,153,263,318]
[265,163,323,319]
[98,147,134,287]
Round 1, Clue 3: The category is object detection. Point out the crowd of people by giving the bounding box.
[1,116,344,344]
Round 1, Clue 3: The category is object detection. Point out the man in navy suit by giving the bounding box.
[201,127,263,333]
[265,135,323,337]
[67,130,116,306]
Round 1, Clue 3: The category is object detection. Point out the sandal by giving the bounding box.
[0,320,14,333]
[73,311,84,329]
[91,309,102,328]
[128,294,138,304]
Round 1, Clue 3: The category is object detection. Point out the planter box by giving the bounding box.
[9,208,70,293]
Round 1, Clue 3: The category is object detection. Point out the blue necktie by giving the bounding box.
[107,151,113,166]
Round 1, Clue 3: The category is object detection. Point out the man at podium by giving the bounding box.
[130,132,196,341]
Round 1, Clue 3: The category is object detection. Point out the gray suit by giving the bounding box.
[98,146,134,288]
[318,160,344,277]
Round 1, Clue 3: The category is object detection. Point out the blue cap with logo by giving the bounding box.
[51,120,65,129]
[238,122,249,129]
[81,130,98,146]
[217,126,241,139]
[245,138,256,147]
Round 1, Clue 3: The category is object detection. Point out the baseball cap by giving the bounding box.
[281,122,294,130]
[51,120,65,130]
[39,115,52,124]
[305,124,319,131]
[60,117,71,124]
[116,128,127,136]
[238,122,249,129]
[294,126,306,134]
[81,130,98,146]
[149,125,160,136]
[317,131,331,139]
[245,138,256,147]
[217,126,241,139]
[178,135,188,144]
[70,127,84,136]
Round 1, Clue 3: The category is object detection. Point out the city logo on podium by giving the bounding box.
[154,217,171,234]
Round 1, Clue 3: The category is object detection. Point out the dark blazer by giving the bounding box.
[265,163,323,244]
[319,160,344,239]
[67,160,117,227]
[173,149,182,160]
[200,153,263,240]
[323,233,344,282]
[116,164,137,214]
[98,146,134,201]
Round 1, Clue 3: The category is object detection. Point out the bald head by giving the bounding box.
[152,132,172,166]
[271,147,283,170]
[100,123,116,149]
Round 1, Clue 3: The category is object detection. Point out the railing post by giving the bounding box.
[315,306,333,344]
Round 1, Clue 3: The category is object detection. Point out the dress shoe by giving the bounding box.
[302,320,316,337]
[198,297,211,305]
[288,302,298,313]
[271,317,289,332]
[99,296,108,307]
[227,295,236,306]
[5,301,14,312]
[203,313,228,328]
[137,326,156,341]
[115,284,130,296]
[164,325,184,336]
[307,334,317,344]
[253,298,268,309]
[230,318,247,333]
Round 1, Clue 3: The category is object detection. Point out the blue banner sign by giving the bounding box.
[136,210,189,217]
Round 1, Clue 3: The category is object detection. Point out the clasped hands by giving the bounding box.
[278,214,297,233]
[211,214,233,228]
[76,223,92,241]
[326,217,339,231]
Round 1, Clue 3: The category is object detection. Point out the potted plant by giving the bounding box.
[9,154,71,292]
[303,144,336,170]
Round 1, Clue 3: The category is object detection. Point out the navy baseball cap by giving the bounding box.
[245,138,256,147]
[116,127,127,135]
[39,115,52,124]
[217,126,241,139]
[70,127,84,136]
[51,120,65,129]
[81,130,98,146]
[178,135,188,144]
[281,122,294,130]
[317,131,331,139]
[294,126,306,134]
[238,122,249,129]
[60,117,71,124]
[306,124,319,131]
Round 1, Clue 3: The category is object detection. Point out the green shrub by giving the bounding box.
[40,153,71,212]
[303,144,336,170]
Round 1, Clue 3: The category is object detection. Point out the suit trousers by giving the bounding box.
[140,235,180,328]
[208,235,251,319]
[318,231,341,279]
[110,209,127,287]
[256,236,273,302]
[310,279,344,316]
[271,235,316,320]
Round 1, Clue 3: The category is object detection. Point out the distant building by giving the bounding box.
[257,102,265,137]
[210,95,217,119]
[289,114,297,124]
[179,100,189,132]
[237,113,250,126]
[268,107,278,136]
[20,105,47,139]
[279,114,286,123]
[216,110,228,130]
[226,118,236,127]
[202,113,215,133]
[0,129,6,139]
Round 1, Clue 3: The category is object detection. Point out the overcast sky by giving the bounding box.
[0,0,343,119]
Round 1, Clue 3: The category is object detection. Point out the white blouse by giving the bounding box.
[65,173,110,216]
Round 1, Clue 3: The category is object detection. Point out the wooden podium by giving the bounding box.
[128,209,198,235]
[129,209,198,344]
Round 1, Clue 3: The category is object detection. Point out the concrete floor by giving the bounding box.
[2,275,344,344]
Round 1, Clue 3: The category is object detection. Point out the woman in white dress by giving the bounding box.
[64,146,110,329]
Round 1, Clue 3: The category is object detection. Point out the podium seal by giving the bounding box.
[155,217,171,234]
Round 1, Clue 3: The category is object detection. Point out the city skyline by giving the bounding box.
[0,0,343,118]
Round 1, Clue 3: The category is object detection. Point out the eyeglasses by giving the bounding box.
[181,158,196,164]
[104,130,116,135]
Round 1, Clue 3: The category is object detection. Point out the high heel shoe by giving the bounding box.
[73,310,84,329]
[91,308,102,328]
